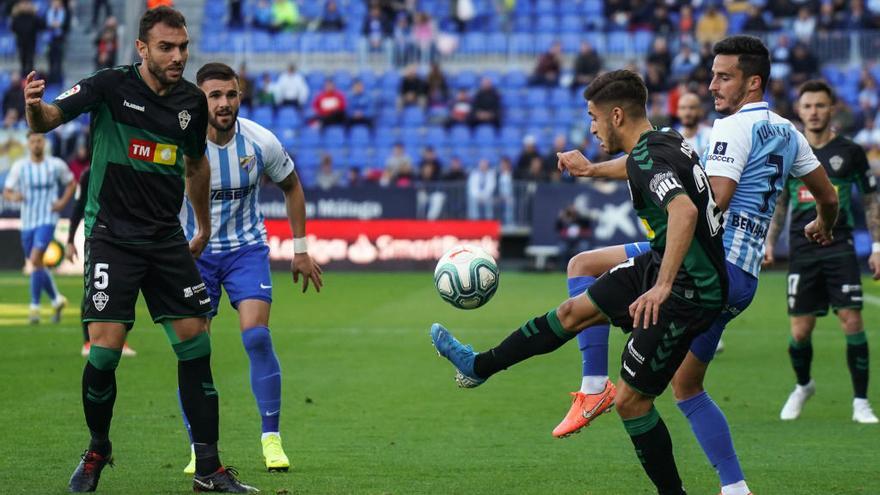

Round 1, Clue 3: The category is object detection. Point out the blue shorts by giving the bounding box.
[621,242,757,363]
[21,224,55,256]
[195,243,273,318]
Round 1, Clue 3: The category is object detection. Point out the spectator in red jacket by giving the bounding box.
[312,80,347,127]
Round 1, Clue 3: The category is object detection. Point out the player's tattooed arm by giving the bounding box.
[23,72,64,132]
[763,187,789,267]
[862,191,880,279]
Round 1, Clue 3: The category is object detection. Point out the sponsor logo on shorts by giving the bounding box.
[183,287,193,297]
[627,340,645,364]
[128,138,178,166]
[183,283,207,298]
[93,291,109,311]
[684,289,694,299]
[842,284,862,294]
[623,361,636,377]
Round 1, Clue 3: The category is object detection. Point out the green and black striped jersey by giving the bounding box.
[53,64,208,243]
[786,135,875,256]
[626,128,728,307]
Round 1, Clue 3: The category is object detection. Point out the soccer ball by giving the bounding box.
[434,245,499,309]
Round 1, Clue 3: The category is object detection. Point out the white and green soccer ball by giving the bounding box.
[434,245,499,310]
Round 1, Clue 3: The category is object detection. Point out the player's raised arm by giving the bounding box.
[23,71,64,133]
[557,151,629,180]
[277,169,323,293]
[184,153,211,257]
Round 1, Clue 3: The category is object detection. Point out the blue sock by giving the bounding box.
[242,326,282,433]
[29,271,40,305]
[177,388,194,443]
[37,269,58,300]
[568,276,610,377]
[677,391,744,486]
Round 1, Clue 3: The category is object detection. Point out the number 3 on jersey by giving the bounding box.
[94,263,110,290]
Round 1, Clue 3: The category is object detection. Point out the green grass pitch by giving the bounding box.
[0,270,878,494]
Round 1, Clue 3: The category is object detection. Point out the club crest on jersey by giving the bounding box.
[239,154,256,170]
[829,155,844,171]
[178,110,191,130]
[56,84,80,100]
[713,141,728,155]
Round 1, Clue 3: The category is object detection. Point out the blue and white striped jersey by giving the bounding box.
[181,118,295,253]
[703,102,819,276]
[4,156,72,230]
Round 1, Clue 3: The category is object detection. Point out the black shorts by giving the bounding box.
[587,251,722,397]
[82,234,212,328]
[787,251,863,316]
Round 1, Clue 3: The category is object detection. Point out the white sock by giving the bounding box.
[261,432,280,441]
[29,304,40,311]
[721,480,750,495]
[580,375,608,394]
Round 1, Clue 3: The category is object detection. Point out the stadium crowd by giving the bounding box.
[2,0,880,224]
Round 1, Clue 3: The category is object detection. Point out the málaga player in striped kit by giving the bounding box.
[178,62,323,473]
[3,131,75,324]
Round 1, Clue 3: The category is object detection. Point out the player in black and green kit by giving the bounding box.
[24,7,257,492]
[765,80,880,424]
[430,70,728,494]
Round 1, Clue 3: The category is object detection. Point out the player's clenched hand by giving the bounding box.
[557,150,596,177]
[869,252,880,280]
[762,243,775,268]
[292,253,323,293]
[23,71,46,107]
[804,219,833,246]
[628,283,671,329]
[189,233,209,258]
[65,242,78,262]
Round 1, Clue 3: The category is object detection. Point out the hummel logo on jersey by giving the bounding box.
[93,292,109,311]
[714,141,728,155]
[623,361,636,377]
[178,110,191,130]
[128,138,178,165]
[123,99,145,112]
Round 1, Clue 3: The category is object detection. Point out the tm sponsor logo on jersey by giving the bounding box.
[123,100,145,112]
[729,213,768,238]
[128,138,178,165]
[211,185,256,201]
[648,171,682,201]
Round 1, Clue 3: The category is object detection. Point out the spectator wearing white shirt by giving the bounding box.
[792,6,816,42]
[497,156,515,225]
[467,158,496,220]
[272,63,309,109]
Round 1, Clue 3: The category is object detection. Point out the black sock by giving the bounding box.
[178,355,220,476]
[623,407,686,495]
[82,361,116,447]
[846,332,869,399]
[473,310,575,379]
[788,337,813,386]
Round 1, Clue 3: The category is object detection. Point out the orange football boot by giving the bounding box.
[552,379,617,438]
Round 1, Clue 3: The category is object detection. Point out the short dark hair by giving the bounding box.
[798,79,837,104]
[138,6,187,42]
[197,62,237,86]
[712,35,771,92]
[582,70,648,118]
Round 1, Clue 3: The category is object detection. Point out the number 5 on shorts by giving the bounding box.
[94,263,110,290]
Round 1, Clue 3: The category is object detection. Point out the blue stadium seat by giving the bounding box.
[549,87,572,107]
[401,106,426,127]
[526,88,548,107]
[251,32,273,53]
[461,33,487,54]
[275,32,299,52]
[607,32,629,54]
[400,127,422,148]
[298,128,321,148]
[307,72,326,91]
[474,125,498,147]
[276,107,301,128]
[529,107,552,127]
[378,107,399,126]
[633,31,653,55]
[509,33,535,55]
[536,15,557,34]
[300,32,321,52]
[333,70,353,90]
[455,70,478,90]
[513,15,534,33]
[350,126,372,147]
[535,0,558,15]
[424,127,448,148]
[357,69,378,89]
[251,106,274,128]
[322,126,346,147]
[238,106,251,120]
[449,126,473,146]
[205,2,227,18]
[503,70,528,89]
[277,128,296,150]
[560,33,580,53]
[486,33,507,53]
[505,107,528,126]
[560,16,582,33]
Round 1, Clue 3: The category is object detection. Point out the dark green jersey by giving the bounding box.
[627,129,728,307]
[52,64,208,242]
[786,135,875,255]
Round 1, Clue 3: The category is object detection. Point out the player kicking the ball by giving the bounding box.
[177,62,323,474]
[432,70,732,494]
